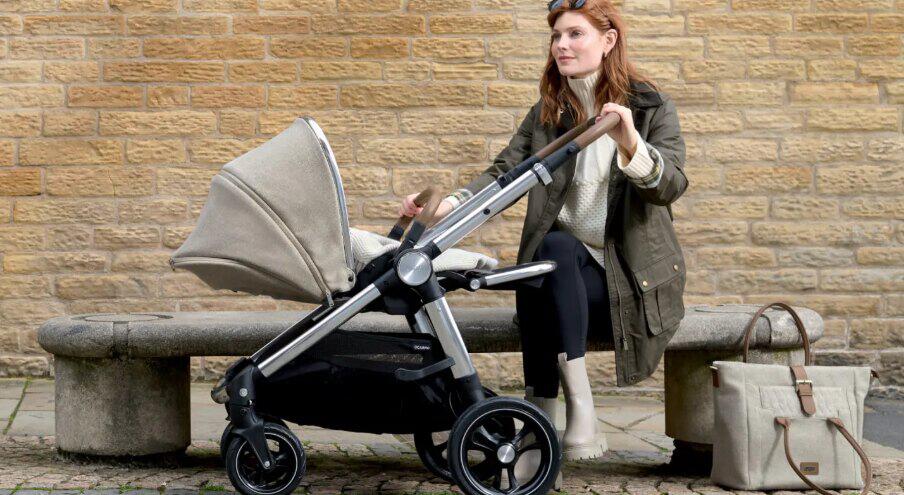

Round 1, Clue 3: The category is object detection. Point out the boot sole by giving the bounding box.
[562,436,608,461]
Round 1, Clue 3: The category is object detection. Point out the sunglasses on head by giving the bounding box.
[547,0,585,11]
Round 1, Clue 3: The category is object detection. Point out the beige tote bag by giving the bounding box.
[710,302,874,494]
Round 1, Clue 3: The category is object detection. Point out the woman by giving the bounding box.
[400,0,687,471]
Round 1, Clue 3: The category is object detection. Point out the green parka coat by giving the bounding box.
[462,81,689,386]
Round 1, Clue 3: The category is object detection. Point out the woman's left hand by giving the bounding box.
[600,102,637,156]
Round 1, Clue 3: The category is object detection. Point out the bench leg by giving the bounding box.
[663,348,805,473]
[54,355,191,457]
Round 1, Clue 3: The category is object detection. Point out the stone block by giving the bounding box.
[54,355,190,456]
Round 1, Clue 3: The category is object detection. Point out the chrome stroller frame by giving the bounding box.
[215,112,620,495]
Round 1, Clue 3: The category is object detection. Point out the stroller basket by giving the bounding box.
[255,330,459,434]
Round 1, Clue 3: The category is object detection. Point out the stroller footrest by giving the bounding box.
[394,357,454,382]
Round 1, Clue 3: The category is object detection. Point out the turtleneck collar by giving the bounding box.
[565,67,602,115]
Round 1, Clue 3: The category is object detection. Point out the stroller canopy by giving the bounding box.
[171,117,356,303]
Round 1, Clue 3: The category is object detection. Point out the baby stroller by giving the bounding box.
[171,114,618,495]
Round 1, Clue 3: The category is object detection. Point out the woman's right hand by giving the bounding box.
[399,193,454,221]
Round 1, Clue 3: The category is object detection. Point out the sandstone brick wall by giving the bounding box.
[0,0,901,392]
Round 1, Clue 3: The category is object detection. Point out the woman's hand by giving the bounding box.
[601,102,638,157]
[399,193,454,220]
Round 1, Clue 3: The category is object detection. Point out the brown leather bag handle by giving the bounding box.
[742,302,812,365]
[775,417,872,495]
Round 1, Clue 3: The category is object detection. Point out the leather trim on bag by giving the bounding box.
[790,365,817,416]
[775,417,872,495]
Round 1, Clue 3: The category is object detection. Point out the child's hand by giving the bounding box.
[399,193,423,217]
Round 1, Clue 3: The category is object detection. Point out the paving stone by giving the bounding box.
[629,430,673,451]
[605,432,661,452]
[7,410,54,436]
[0,398,18,421]
[18,392,54,412]
[367,442,404,458]
[26,381,54,394]
[597,406,663,429]
[863,438,904,459]
[630,412,665,432]
[0,380,25,399]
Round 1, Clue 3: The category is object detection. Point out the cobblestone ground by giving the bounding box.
[0,436,901,494]
[0,380,901,494]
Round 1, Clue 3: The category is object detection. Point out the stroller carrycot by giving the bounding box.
[171,117,356,304]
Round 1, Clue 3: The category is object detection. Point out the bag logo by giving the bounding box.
[412,344,431,351]
[800,462,819,475]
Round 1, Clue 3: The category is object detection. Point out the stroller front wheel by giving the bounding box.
[448,396,561,495]
[225,422,306,495]
[220,417,288,463]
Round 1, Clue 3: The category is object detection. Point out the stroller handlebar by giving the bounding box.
[535,116,595,159]
[541,111,621,175]
[575,112,621,151]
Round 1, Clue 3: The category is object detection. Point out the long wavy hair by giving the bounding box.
[539,0,659,127]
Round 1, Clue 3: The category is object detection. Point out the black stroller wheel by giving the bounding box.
[225,422,306,495]
[448,397,561,495]
[220,423,234,461]
[220,417,287,463]
[415,387,510,483]
[414,430,454,482]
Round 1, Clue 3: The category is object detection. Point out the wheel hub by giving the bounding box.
[496,443,516,464]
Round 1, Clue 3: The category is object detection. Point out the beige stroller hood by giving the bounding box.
[171,117,356,303]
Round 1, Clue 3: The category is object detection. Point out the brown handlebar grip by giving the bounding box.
[574,112,621,149]
[536,117,595,159]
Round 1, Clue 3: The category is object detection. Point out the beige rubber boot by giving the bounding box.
[514,387,562,489]
[557,352,607,461]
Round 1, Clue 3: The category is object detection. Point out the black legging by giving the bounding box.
[515,229,614,398]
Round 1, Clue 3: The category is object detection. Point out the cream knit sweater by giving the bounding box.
[555,68,659,267]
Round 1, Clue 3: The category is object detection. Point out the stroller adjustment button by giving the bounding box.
[396,251,433,286]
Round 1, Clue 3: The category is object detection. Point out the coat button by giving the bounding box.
[673,264,679,271]
[642,280,648,287]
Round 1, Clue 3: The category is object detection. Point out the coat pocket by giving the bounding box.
[632,252,685,335]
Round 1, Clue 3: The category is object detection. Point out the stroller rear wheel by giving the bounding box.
[225,422,306,495]
[414,387,509,483]
[448,396,561,495]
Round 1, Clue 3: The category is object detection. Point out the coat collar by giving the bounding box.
[555,80,662,132]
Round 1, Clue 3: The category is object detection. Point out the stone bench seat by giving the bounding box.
[38,304,823,465]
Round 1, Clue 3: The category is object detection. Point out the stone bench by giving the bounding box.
[38,304,822,468]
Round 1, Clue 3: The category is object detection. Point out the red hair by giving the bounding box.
[539,0,659,127]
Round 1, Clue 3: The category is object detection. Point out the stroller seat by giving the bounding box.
[348,226,498,274]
